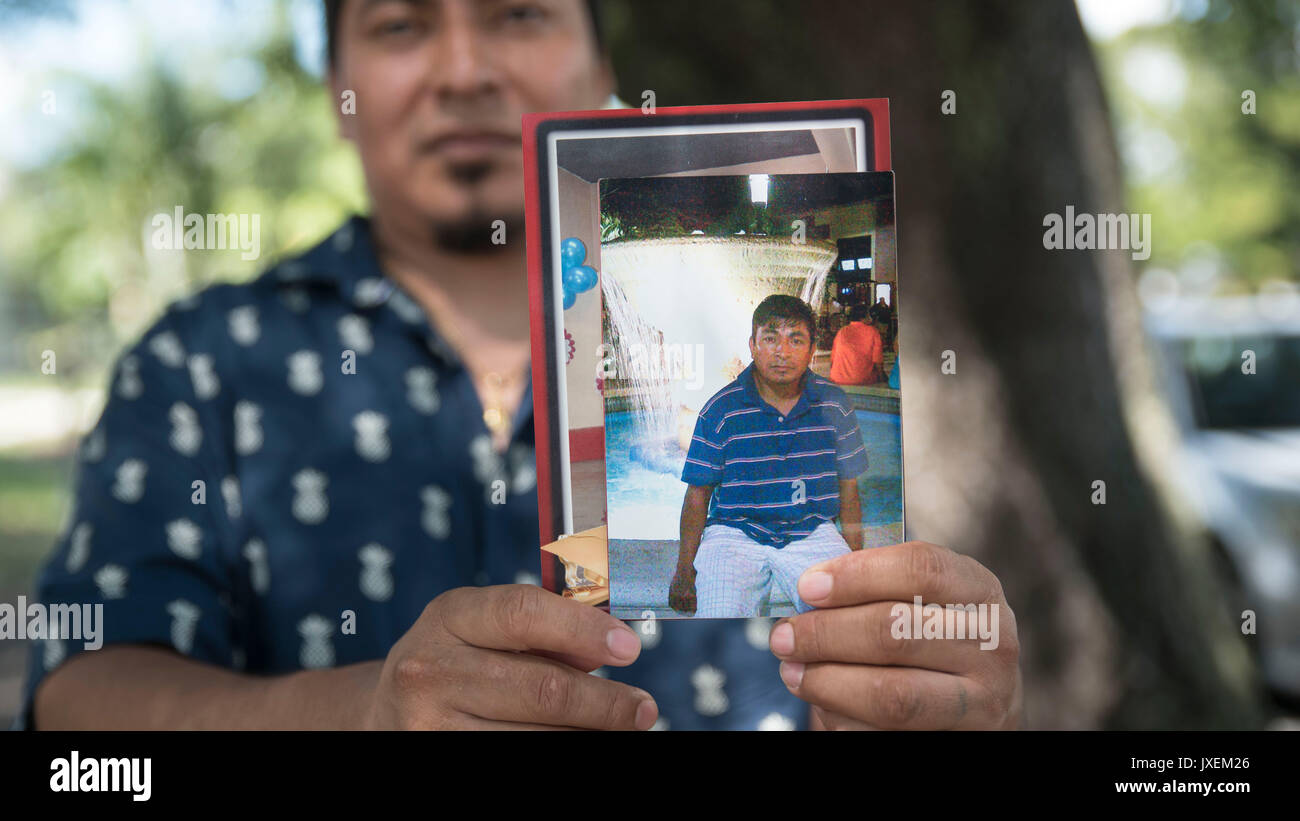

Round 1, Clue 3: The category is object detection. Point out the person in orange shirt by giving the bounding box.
[829,303,884,385]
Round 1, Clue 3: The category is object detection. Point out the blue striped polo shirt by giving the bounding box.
[681,362,869,548]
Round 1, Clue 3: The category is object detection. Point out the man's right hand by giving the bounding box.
[668,565,697,614]
[364,585,658,730]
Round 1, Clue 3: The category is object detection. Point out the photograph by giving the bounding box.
[596,172,902,619]
[521,99,891,602]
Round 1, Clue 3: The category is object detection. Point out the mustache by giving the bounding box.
[447,161,493,184]
[415,129,521,154]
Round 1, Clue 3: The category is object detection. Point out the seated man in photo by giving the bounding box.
[829,302,884,385]
[669,295,868,618]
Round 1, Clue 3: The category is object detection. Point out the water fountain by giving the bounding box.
[599,235,839,464]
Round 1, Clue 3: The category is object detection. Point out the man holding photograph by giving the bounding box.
[25,0,1021,731]
[670,296,866,618]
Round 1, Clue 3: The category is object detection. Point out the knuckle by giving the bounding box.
[795,614,825,658]
[557,594,594,642]
[874,674,921,727]
[479,656,515,691]
[532,667,573,716]
[875,607,910,661]
[907,543,947,587]
[494,585,541,642]
[392,655,434,695]
[600,686,629,729]
[974,680,1011,728]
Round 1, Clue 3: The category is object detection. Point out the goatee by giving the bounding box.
[428,160,525,253]
[431,213,523,253]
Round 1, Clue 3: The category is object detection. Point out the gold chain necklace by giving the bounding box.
[479,368,527,450]
[424,297,528,452]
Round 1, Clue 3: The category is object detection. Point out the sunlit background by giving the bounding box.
[0,0,1297,726]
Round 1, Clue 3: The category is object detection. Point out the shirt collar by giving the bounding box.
[271,215,462,367]
[277,216,535,433]
[739,361,821,417]
[271,215,377,300]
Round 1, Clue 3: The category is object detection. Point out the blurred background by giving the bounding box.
[0,0,1296,728]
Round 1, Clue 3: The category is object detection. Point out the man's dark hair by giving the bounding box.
[324,0,606,67]
[847,303,868,322]
[751,295,815,342]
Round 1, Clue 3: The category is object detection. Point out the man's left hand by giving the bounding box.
[770,541,1022,730]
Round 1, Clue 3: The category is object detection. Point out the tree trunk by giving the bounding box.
[604,0,1264,728]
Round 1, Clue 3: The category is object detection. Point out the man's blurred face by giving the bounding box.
[330,0,613,247]
[749,319,814,389]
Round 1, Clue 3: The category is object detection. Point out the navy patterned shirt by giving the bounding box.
[682,362,869,548]
[17,216,806,730]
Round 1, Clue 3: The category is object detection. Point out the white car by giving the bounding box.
[1146,297,1300,700]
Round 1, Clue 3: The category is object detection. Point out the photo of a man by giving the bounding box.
[669,295,868,617]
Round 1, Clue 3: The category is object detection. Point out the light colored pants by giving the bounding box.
[693,521,851,618]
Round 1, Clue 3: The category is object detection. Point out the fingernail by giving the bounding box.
[799,570,833,602]
[634,698,658,730]
[770,622,794,656]
[606,627,640,661]
[780,661,805,690]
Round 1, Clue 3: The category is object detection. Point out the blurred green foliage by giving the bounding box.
[1092,0,1300,286]
[0,4,365,387]
[0,451,71,592]
[598,177,778,240]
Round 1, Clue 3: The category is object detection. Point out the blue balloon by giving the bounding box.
[562,264,586,295]
[571,265,598,293]
[562,288,576,310]
[560,237,586,269]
